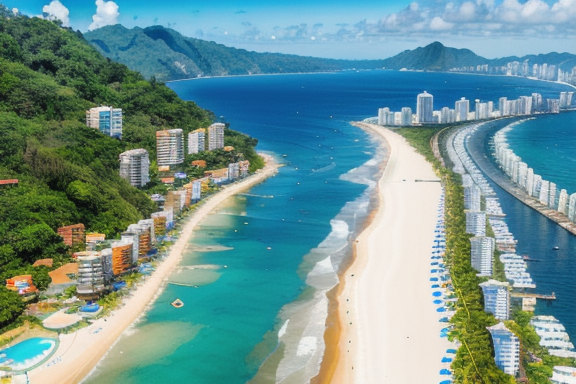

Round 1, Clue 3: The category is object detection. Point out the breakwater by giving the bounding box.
[457,118,576,236]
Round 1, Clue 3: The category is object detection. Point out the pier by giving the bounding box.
[511,292,556,300]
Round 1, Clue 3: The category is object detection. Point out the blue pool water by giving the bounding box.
[0,338,56,370]
[85,71,575,384]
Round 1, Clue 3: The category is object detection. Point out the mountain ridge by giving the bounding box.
[85,25,576,82]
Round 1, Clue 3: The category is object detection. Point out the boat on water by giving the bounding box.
[553,246,560,250]
[522,255,542,262]
[171,298,184,308]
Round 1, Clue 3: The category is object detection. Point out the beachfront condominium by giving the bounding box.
[470,236,495,276]
[487,322,520,376]
[465,211,487,237]
[208,123,225,150]
[551,366,576,384]
[156,129,184,166]
[86,106,123,139]
[401,107,412,126]
[416,91,434,124]
[479,280,510,320]
[455,97,469,122]
[119,149,150,188]
[188,128,206,154]
[76,253,106,298]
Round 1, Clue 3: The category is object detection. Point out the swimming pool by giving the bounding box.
[0,338,57,372]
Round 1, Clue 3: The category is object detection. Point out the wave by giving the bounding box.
[248,142,385,384]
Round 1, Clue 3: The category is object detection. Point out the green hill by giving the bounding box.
[0,7,262,329]
[85,25,387,81]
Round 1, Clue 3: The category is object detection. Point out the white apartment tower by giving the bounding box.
[416,91,434,124]
[470,236,495,276]
[188,128,206,154]
[487,322,520,376]
[208,123,225,150]
[119,149,150,188]
[455,97,469,122]
[479,280,510,320]
[156,129,184,166]
[86,106,123,139]
[401,107,413,126]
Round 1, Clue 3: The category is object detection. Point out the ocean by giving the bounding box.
[84,71,575,384]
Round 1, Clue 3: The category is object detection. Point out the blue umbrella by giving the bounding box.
[431,262,439,265]
[433,291,442,297]
[437,307,447,312]
[431,269,438,273]
[430,277,439,281]
[439,317,449,322]
[431,284,440,288]
[440,380,452,384]
[446,349,457,354]
[434,299,443,304]
[440,369,451,375]
[441,357,453,363]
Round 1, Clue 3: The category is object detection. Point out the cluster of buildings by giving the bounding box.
[450,60,576,86]
[447,121,576,378]
[157,123,226,166]
[494,124,576,225]
[377,91,574,126]
[86,106,123,139]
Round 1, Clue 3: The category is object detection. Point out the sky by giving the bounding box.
[3,0,575,59]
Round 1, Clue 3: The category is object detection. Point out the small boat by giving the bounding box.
[553,246,560,251]
[171,299,184,308]
[522,255,541,262]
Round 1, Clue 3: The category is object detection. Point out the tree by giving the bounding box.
[0,286,25,328]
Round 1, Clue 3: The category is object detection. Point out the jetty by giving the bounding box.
[511,292,556,300]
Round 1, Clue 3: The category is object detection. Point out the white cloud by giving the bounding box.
[459,2,477,20]
[42,1,70,27]
[88,0,120,31]
[430,17,454,30]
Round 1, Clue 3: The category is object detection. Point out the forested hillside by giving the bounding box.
[0,7,259,327]
[85,25,387,81]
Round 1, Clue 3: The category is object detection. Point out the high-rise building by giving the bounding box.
[499,97,509,116]
[416,91,434,124]
[455,97,469,122]
[156,129,184,166]
[208,123,225,150]
[487,322,520,376]
[464,184,482,212]
[568,193,576,223]
[466,211,487,237]
[551,366,576,384]
[188,128,206,154]
[401,107,412,126]
[470,236,495,276]
[479,280,510,320]
[76,252,106,298]
[119,149,150,187]
[86,106,123,139]
[558,189,569,215]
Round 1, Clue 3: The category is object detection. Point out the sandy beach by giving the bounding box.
[27,155,280,384]
[319,123,452,384]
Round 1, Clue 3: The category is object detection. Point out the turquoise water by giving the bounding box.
[504,111,576,195]
[0,338,55,370]
[85,71,574,384]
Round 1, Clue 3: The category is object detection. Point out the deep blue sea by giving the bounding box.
[85,71,575,384]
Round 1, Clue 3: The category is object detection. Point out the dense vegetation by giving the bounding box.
[85,25,387,81]
[0,8,262,331]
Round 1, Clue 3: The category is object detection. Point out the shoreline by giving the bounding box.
[316,122,450,383]
[27,155,281,384]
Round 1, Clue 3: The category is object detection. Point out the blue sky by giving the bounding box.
[3,0,575,59]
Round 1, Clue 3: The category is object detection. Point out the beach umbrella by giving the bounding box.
[434,299,443,304]
[441,357,453,363]
[439,317,449,322]
[433,291,442,297]
[430,277,439,281]
[440,369,452,375]
[431,284,440,288]
[446,349,457,354]
[431,269,438,273]
[440,380,452,384]
[437,307,447,312]
[431,262,439,265]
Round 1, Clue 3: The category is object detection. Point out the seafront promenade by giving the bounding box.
[25,155,280,384]
[453,119,576,237]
